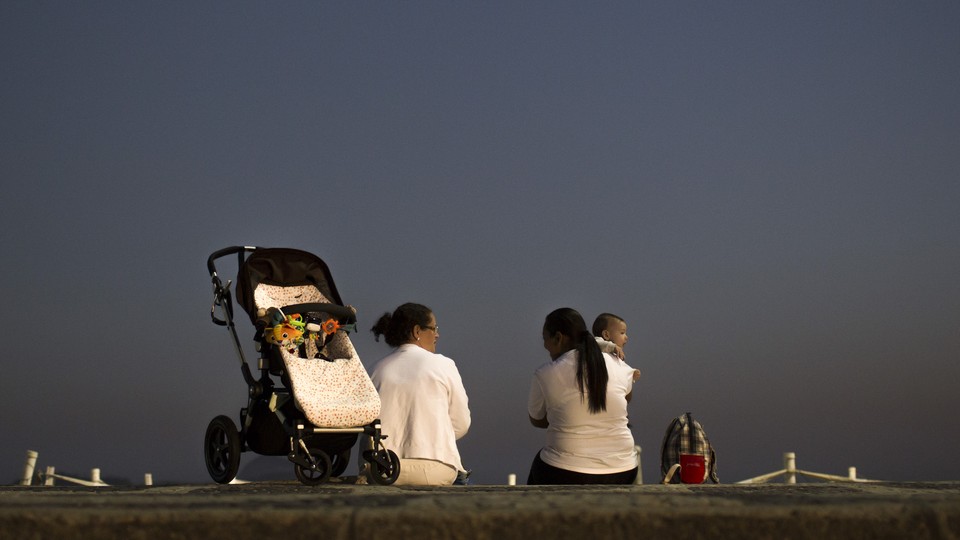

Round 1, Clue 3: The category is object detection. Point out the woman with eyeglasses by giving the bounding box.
[527,307,640,484]
[369,302,471,485]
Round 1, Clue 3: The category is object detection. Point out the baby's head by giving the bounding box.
[592,313,628,350]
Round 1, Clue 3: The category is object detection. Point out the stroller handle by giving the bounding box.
[207,246,258,280]
[207,246,257,327]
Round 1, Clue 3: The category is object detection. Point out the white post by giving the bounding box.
[848,467,857,480]
[507,473,517,486]
[21,450,39,486]
[784,452,797,484]
[44,466,56,486]
[91,468,101,485]
[144,473,153,486]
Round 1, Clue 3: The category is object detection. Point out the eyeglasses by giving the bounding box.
[420,325,439,332]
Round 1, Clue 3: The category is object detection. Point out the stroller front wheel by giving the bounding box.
[204,415,241,484]
[366,449,401,485]
[294,448,332,486]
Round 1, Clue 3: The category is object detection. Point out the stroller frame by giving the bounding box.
[204,246,399,485]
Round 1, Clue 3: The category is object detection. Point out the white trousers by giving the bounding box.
[357,436,457,486]
[395,458,457,486]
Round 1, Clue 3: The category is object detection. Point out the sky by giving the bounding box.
[2,1,958,486]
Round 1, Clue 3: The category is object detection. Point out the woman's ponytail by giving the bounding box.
[576,330,608,413]
[370,312,395,345]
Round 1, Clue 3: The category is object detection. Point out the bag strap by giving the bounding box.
[662,463,681,484]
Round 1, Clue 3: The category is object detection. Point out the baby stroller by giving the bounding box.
[204,246,400,485]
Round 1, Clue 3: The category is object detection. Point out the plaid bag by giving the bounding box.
[660,412,719,483]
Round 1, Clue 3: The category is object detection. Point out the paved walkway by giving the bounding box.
[2,481,959,539]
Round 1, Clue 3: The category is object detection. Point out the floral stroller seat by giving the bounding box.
[253,283,380,428]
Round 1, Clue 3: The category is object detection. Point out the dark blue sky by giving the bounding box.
[2,2,958,485]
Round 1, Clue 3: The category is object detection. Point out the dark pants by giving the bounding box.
[527,451,637,485]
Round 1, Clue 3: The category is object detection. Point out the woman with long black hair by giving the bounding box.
[527,307,640,484]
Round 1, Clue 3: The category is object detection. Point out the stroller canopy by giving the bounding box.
[234,247,345,325]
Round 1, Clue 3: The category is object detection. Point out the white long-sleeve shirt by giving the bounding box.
[370,344,471,472]
[528,349,638,474]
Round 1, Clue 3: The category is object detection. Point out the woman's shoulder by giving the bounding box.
[405,345,459,368]
[432,351,459,367]
[532,359,554,374]
[534,351,575,374]
[373,344,418,366]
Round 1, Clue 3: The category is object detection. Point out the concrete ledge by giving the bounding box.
[2,482,959,539]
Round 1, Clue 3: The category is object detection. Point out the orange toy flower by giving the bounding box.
[321,318,341,335]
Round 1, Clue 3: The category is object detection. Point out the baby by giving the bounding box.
[593,313,640,381]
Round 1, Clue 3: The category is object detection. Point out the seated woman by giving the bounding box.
[369,303,471,486]
[527,307,640,484]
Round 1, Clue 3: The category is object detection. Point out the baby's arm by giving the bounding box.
[595,336,624,359]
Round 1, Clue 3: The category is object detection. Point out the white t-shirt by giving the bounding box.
[371,344,471,472]
[528,349,638,474]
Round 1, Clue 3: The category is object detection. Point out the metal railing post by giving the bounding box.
[21,450,39,486]
[784,452,797,484]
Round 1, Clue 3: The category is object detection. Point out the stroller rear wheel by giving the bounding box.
[294,448,332,485]
[204,415,241,484]
[365,449,401,485]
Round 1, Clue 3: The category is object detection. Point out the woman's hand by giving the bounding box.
[529,415,549,429]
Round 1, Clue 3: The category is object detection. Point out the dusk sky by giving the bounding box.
[3,2,958,486]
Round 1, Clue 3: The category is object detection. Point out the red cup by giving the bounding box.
[679,454,706,484]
